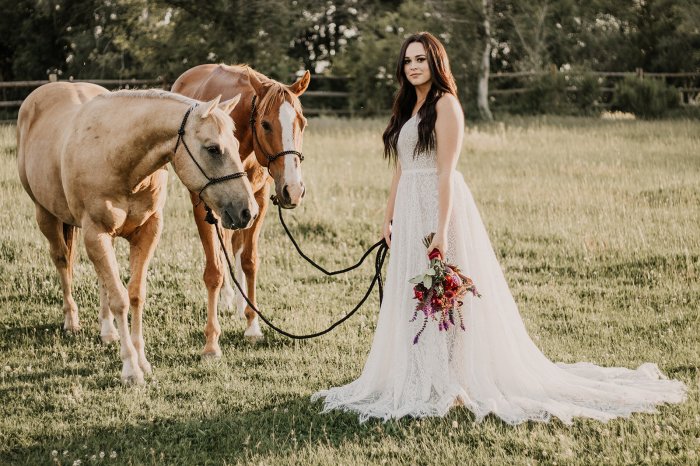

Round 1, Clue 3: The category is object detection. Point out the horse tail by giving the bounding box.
[63,223,79,266]
[16,98,40,202]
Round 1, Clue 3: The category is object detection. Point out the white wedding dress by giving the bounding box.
[312,115,687,424]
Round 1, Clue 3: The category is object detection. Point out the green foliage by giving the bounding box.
[567,72,601,114]
[509,70,600,115]
[1,118,699,463]
[613,77,680,119]
[0,0,698,118]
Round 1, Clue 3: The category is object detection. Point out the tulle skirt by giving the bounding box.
[312,169,687,424]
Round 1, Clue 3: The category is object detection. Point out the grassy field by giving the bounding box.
[0,116,698,465]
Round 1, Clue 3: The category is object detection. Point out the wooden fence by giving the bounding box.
[1,68,698,119]
[0,74,351,117]
[489,67,700,108]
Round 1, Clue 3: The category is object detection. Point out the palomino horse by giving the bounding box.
[17,82,258,383]
[172,64,310,355]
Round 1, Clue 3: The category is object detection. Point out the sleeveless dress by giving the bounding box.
[311,115,687,424]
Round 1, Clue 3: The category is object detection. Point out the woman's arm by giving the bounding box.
[428,94,464,257]
[383,161,402,247]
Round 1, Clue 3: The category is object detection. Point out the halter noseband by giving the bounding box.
[174,104,247,199]
[249,95,304,166]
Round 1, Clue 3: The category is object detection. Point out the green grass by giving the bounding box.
[1,116,699,465]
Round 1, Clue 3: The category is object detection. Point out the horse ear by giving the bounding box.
[247,68,265,97]
[289,70,311,96]
[218,93,241,115]
[201,95,222,119]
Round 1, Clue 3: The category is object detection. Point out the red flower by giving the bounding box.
[414,288,424,300]
[428,248,442,260]
[445,290,455,300]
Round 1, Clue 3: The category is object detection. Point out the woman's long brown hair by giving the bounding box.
[382,32,458,163]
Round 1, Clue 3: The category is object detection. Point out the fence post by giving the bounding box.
[635,67,644,80]
[49,73,57,82]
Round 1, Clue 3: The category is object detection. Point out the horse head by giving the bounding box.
[171,95,259,229]
[247,69,310,209]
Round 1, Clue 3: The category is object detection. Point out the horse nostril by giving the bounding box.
[283,185,291,202]
[301,183,306,198]
[241,208,251,225]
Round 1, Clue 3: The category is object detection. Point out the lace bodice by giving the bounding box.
[397,115,437,171]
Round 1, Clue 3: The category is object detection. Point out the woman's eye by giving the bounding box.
[261,121,272,131]
[207,145,221,155]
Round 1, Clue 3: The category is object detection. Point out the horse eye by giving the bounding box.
[261,121,272,132]
[206,145,221,156]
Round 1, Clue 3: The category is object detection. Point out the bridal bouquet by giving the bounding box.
[409,233,481,344]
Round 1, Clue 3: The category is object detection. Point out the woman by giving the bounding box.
[312,32,686,424]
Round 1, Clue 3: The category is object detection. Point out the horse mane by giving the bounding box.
[98,88,235,133]
[258,84,302,118]
[213,63,303,117]
[98,89,197,106]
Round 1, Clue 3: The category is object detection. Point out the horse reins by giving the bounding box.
[249,95,304,167]
[207,198,389,340]
[174,104,247,199]
[189,96,388,340]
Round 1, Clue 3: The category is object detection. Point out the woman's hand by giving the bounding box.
[427,232,447,259]
[383,220,392,248]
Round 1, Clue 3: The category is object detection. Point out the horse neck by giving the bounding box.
[233,93,259,165]
[113,97,188,189]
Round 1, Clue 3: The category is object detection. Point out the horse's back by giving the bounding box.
[173,64,255,102]
[17,82,109,224]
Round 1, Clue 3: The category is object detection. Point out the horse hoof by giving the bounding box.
[100,332,120,344]
[139,360,153,375]
[202,348,222,360]
[121,373,145,386]
[244,334,264,344]
[63,324,81,333]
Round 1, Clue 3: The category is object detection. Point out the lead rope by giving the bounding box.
[205,201,389,340]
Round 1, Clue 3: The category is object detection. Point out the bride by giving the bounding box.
[312,32,687,424]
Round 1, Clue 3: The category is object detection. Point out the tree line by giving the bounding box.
[1,0,698,117]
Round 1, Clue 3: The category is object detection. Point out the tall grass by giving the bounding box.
[0,117,698,464]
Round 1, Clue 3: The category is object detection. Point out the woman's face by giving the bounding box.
[403,42,431,88]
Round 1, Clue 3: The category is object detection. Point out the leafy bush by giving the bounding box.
[613,77,679,119]
[516,72,569,115]
[508,70,603,116]
[568,73,601,115]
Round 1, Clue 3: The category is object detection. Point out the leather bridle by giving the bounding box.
[173,104,247,198]
[248,95,304,167]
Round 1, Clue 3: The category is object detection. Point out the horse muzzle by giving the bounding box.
[277,182,306,209]
[221,203,258,230]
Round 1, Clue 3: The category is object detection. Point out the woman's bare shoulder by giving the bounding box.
[436,94,463,121]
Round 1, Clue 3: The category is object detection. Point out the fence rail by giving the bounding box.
[1,68,698,117]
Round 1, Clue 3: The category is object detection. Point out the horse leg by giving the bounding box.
[96,235,119,343]
[83,222,143,384]
[232,233,247,319]
[126,213,163,375]
[99,280,119,343]
[34,204,81,332]
[191,192,226,358]
[241,188,270,340]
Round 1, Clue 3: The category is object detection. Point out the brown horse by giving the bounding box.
[172,64,310,356]
[17,82,257,383]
